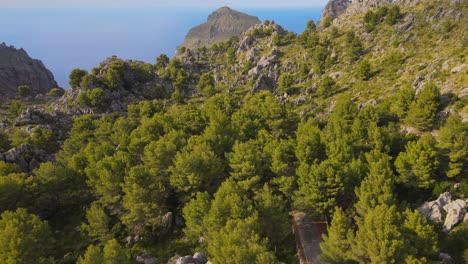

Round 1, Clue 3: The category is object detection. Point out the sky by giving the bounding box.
[1,0,328,8]
[0,1,325,87]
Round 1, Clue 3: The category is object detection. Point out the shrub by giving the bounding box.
[69,68,88,88]
[323,16,333,28]
[48,88,65,97]
[278,73,295,93]
[385,6,401,25]
[17,85,31,97]
[8,100,25,118]
[357,60,373,80]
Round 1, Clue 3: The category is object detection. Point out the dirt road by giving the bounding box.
[291,211,327,264]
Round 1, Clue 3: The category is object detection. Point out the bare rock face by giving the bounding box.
[0,43,58,96]
[318,0,394,27]
[168,252,208,264]
[318,0,352,28]
[1,144,51,171]
[443,199,467,232]
[418,192,468,232]
[136,252,157,264]
[418,192,451,222]
[180,7,260,50]
[346,0,394,15]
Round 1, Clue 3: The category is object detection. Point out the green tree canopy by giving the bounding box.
[405,82,441,131]
[438,115,468,178]
[320,207,353,263]
[395,133,439,189]
[0,208,52,264]
[69,68,88,88]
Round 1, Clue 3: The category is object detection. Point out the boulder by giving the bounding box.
[238,36,255,52]
[443,199,466,232]
[418,192,451,223]
[250,74,277,93]
[169,252,208,264]
[439,253,452,264]
[451,63,467,74]
[136,252,158,264]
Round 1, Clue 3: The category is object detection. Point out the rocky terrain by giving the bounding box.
[180,7,261,50]
[318,0,351,27]
[0,1,466,263]
[0,42,58,97]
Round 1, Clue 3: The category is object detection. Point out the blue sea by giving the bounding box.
[0,8,322,87]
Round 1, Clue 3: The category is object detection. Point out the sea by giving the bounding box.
[0,8,322,88]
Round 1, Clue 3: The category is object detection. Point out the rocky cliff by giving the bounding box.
[318,0,352,28]
[0,43,58,97]
[180,7,261,50]
[318,0,394,28]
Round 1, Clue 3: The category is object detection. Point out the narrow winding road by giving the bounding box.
[291,211,327,264]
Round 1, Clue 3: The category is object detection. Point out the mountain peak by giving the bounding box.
[214,6,232,13]
[0,43,58,97]
[180,7,261,50]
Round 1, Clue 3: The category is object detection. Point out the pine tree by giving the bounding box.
[208,216,276,264]
[405,82,441,131]
[228,139,265,190]
[294,160,344,215]
[320,207,353,263]
[355,150,396,217]
[402,209,438,260]
[77,244,104,264]
[255,184,290,248]
[85,151,132,209]
[81,202,113,243]
[103,239,128,264]
[169,136,223,197]
[121,165,167,235]
[295,119,326,165]
[182,192,211,241]
[0,208,52,263]
[438,115,468,178]
[351,204,406,263]
[395,133,439,189]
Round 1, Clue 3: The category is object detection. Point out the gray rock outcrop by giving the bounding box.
[318,0,352,28]
[418,192,468,232]
[0,43,58,96]
[443,199,466,232]
[136,252,158,264]
[318,0,395,28]
[180,7,260,50]
[345,0,394,14]
[418,192,451,223]
[168,252,208,264]
[1,144,51,171]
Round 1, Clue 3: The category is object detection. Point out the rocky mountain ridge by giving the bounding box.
[180,7,261,50]
[0,42,58,97]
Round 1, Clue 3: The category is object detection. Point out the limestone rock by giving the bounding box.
[450,63,467,74]
[443,199,466,232]
[136,252,158,264]
[180,7,260,50]
[2,144,50,171]
[346,0,394,15]
[168,252,208,264]
[251,74,277,93]
[318,0,352,28]
[418,192,452,223]
[0,42,58,97]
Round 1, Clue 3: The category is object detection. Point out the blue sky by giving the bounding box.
[1,0,328,8]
